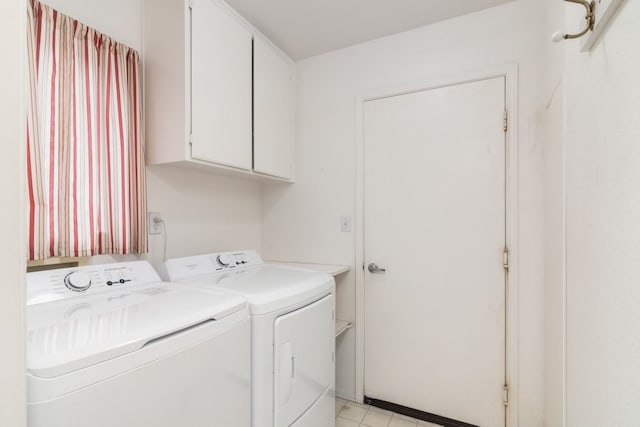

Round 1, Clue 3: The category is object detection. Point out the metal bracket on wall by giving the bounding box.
[551,0,595,43]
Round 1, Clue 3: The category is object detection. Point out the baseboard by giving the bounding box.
[363,396,479,427]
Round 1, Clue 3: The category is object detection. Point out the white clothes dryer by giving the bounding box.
[26,261,251,427]
[159,251,336,427]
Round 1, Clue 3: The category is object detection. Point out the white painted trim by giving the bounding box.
[353,63,519,427]
[354,92,365,404]
[504,62,519,427]
[562,76,568,427]
[18,0,28,423]
[0,0,28,424]
[185,0,192,147]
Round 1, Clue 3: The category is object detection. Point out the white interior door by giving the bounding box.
[363,77,506,427]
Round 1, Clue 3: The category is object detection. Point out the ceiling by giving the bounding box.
[225,0,516,60]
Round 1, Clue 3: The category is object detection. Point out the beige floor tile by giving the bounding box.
[348,400,370,410]
[339,403,369,423]
[334,398,446,426]
[368,406,393,416]
[336,417,361,427]
[361,409,392,427]
[388,416,418,427]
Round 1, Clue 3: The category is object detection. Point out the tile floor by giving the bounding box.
[335,399,442,427]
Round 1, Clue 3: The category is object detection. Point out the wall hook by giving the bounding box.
[551,0,595,42]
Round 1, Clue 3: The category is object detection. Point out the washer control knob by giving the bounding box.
[64,271,92,292]
[217,254,232,267]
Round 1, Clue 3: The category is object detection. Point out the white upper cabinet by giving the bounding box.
[144,0,295,182]
[191,0,253,170]
[253,37,295,180]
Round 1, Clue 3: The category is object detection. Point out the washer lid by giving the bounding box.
[27,283,247,378]
[176,265,334,315]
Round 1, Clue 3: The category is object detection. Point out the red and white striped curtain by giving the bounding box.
[26,0,147,261]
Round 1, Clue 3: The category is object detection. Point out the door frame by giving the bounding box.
[354,63,519,426]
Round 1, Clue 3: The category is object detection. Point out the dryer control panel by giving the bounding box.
[27,261,162,306]
[158,250,263,281]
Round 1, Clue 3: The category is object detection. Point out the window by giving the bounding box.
[25,0,147,261]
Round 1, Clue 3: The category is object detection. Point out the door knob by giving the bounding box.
[368,263,386,274]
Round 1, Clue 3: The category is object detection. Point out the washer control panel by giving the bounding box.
[215,252,252,267]
[27,261,162,305]
[160,250,263,281]
[64,271,92,292]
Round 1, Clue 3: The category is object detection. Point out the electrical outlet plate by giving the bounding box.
[148,212,162,235]
[581,0,625,51]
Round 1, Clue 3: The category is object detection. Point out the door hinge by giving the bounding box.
[188,134,193,145]
[187,0,193,9]
[503,110,508,132]
[503,384,509,406]
[503,248,510,272]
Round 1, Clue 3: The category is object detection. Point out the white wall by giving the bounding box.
[40,0,142,49]
[146,167,261,265]
[563,2,640,426]
[0,0,26,425]
[261,1,548,424]
[542,83,566,426]
[41,0,263,268]
[541,0,567,426]
[33,2,640,425]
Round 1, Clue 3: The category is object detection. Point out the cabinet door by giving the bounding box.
[253,37,295,180]
[190,0,252,170]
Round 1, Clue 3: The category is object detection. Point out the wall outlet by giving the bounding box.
[341,215,352,233]
[148,212,163,235]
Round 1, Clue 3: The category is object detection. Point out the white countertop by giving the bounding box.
[265,261,351,277]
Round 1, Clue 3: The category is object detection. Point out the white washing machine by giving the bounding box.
[159,250,336,427]
[26,261,251,427]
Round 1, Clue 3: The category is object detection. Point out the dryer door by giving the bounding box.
[274,294,334,426]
